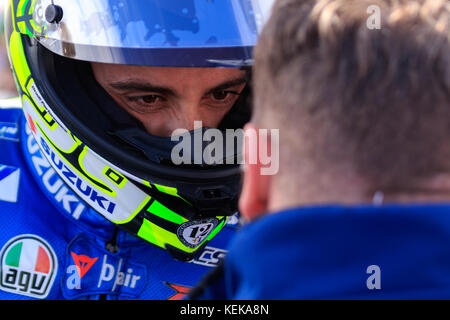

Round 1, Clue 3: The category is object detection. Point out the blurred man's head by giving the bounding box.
[240,0,450,220]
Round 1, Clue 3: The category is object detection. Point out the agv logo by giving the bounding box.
[0,235,58,299]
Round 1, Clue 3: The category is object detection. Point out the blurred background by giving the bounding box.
[0,0,19,99]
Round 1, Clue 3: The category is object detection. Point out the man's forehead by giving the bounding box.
[92,63,247,93]
[94,63,245,79]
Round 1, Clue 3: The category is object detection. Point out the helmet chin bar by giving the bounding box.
[114,190,225,260]
[113,183,232,261]
[109,125,242,217]
[139,180,238,220]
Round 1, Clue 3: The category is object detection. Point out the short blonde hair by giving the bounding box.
[254,0,450,189]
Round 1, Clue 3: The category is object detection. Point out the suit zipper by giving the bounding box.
[99,227,119,300]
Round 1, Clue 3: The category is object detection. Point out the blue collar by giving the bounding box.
[224,204,450,299]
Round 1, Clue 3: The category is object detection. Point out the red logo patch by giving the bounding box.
[26,114,37,134]
[71,252,98,279]
[165,282,191,300]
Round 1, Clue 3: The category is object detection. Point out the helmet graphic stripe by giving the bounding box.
[147,200,188,225]
[138,219,181,250]
[35,121,114,195]
[8,32,31,94]
[112,196,152,225]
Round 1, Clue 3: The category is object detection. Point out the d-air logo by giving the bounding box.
[0,165,20,203]
[0,235,57,299]
[63,234,146,299]
[177,218,219,249]
[97,255,142,290]
[66,253,143,291]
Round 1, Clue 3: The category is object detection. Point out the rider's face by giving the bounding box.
[91,63,247,137]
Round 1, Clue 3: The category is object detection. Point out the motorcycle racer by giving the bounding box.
[0,0,273,299]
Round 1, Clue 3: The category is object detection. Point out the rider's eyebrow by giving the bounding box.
[109,80,178,98]
[108,76,247,97]
[205,77,247,94]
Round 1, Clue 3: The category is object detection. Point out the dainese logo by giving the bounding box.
[0,235,57,299]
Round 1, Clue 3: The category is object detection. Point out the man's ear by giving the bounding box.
[239,123,272,221]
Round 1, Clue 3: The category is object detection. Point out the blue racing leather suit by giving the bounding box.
[0,103,238,300]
